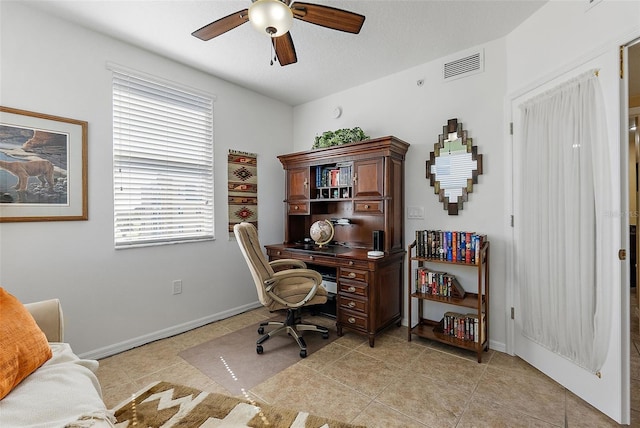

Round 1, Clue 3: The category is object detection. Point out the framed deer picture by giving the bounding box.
[0,107,87,222]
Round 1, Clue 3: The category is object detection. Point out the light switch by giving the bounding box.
[407,206,424,219]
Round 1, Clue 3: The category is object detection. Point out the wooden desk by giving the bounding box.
[265,244,404,347]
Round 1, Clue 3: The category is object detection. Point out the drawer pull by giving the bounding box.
[276,251,281,255]
[293,205,299,210]
[348,272,356,278]
[349,261,354,266]
[309,256,314,260]
[347,286,356,293]
[348,317,356,324]
[347,301,356,308]
[364,204,370,209]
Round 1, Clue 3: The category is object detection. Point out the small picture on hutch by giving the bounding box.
[0,106,87,222]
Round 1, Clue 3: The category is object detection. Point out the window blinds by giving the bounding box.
[112,70,214,248]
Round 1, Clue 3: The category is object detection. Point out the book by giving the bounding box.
[330,169,340,186]
[466,313,486,343]
[446,274,466,298]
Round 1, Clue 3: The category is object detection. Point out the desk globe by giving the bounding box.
[310,220,334,247]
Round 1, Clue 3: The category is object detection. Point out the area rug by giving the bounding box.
[228,150,258,239]
[111,381,364,428]
[179,319,337,395]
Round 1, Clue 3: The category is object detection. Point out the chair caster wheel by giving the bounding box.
[300,349,307,358]
[257,345,263,354]
[258,327,264,335]
[322,333,329,339]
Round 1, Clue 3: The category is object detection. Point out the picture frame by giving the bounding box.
[0,106,88,222]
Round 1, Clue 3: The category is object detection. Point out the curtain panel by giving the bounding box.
[517,70,613,373]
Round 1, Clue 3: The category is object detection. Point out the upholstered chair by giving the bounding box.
[234,222,329,358]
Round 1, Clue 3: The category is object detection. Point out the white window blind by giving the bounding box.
[112,70,214,248]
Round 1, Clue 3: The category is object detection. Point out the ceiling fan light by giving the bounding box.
[248,0,293,37]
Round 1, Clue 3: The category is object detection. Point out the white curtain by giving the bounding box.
[518,69,613,373]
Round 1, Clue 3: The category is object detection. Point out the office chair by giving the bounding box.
[233,222,329,358]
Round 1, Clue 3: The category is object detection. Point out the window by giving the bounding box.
[112,67,214,248]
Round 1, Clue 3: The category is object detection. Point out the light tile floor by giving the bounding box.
[97,292,640,427]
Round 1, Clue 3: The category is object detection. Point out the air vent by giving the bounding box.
[443,50,484,81]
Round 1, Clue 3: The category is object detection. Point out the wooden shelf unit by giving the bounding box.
[407,239,490,362]
[269,136,410,346]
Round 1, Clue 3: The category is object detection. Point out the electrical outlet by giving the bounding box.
[172,280,182,295]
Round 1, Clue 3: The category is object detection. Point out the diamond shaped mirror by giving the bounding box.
[425,118,483,215]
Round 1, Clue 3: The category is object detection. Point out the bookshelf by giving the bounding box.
[314,162,353,200]
[407,231,490,362]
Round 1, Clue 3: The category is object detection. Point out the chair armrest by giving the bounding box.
[24,299,64,342]
[269,259,307,270]
[265,269,323,308]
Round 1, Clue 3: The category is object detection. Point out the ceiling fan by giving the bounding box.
[192,0,366,66]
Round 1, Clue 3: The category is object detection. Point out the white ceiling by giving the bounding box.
[24,0,548,106]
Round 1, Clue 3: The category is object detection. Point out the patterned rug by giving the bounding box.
[112,381,364,428]
[228,150,258,239]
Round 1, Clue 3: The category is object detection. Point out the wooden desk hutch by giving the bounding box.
[265,136,409,346]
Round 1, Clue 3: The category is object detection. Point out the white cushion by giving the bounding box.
[0,343,112,428]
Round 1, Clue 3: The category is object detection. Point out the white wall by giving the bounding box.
[293,39,510,350]
[0,1,292,357]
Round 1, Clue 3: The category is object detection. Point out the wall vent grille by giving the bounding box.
[443,50,484,81]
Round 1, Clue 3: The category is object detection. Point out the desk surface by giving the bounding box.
[265,243,404,265]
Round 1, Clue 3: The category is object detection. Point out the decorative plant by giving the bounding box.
[312,127,370,149]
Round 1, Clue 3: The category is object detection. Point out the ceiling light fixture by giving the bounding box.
[248,0,293,38]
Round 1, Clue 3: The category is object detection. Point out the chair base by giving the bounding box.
[256,308,329,358]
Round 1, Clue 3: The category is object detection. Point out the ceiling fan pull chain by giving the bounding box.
[270,38,275,66]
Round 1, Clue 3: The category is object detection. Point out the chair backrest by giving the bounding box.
[233,222,276,307]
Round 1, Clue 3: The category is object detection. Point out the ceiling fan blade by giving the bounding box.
[291,2,365,34]
[192,9,249,41]
[272,32,298,66]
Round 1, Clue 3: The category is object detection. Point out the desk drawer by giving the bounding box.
[267,248,293,258]
[338,309,368,330]
[338,295,367,314]
[339,267,368,283]
[338,258,370,270]
[339,279,368,297]
[287,202,309,215]
[353,200,383,214]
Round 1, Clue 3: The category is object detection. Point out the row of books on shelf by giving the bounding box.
[439,311,485,343]
[415,229,486,263]
[316,163,352,188]
[414,268,465,298]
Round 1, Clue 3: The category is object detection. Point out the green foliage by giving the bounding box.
[312,127,370,149]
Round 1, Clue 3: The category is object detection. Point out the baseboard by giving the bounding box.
[79,301,263,360]
[489,339,506,353]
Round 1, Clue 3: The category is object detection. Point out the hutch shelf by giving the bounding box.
[407,238,490,362]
